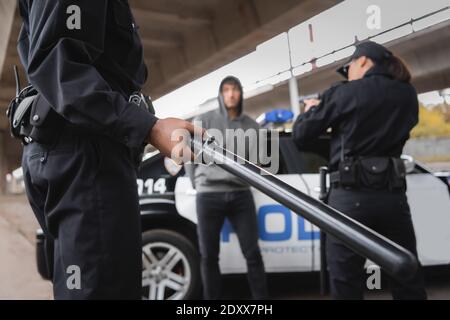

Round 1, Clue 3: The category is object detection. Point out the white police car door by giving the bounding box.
[405,164,450,266]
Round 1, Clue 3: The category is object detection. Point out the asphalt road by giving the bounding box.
[222,267,450,300]
[0,195,52,300]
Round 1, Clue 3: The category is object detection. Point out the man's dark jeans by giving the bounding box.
[196,190,268,300]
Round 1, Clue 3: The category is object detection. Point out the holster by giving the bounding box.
[338,157,359,188]
[6,85,38,144]
[390,157,407,189]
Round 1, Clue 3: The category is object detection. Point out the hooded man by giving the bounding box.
[187,76,268,300]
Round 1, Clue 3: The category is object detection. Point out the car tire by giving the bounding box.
[141,229,201,300]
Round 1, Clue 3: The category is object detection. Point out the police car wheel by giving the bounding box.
[141,229,201,300]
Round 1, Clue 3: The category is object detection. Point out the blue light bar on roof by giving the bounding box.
[265,109,294,124]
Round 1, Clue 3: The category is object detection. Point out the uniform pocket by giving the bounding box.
[358,157,391,189]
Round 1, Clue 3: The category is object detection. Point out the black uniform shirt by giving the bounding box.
[293,65,419,171]
[17,0,157,149]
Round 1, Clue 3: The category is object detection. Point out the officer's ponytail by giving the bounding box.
[385,55,411,83]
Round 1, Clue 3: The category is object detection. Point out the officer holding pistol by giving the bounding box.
[292,41,427,300]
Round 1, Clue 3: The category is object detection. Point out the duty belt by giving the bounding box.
[18,92,154,146]
[330,157,406,190]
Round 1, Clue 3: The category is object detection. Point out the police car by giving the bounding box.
[35,110,450,300]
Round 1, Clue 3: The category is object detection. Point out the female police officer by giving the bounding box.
[293,41,427,300]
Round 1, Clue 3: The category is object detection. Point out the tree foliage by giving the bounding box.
[411,103,450,138]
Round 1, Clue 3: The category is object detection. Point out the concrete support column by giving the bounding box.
[289,76,301,116]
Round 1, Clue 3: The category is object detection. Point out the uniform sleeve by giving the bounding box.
[409,86,420,130]
[17,1,30,69]
[292,84,356,148]
[25,0,157,149]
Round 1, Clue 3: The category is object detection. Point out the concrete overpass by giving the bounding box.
[0,1,448,192]
[0,0,342,192]
[245,18,450,117]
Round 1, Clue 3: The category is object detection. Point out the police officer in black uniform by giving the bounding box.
[292,41,427,300]
[17,0,198,299]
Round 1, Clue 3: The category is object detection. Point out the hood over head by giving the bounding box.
[218,76,244,119]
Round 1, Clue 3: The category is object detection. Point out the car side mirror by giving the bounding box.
[401,155,415,174]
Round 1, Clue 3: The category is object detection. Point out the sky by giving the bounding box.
[153,0,450,118]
